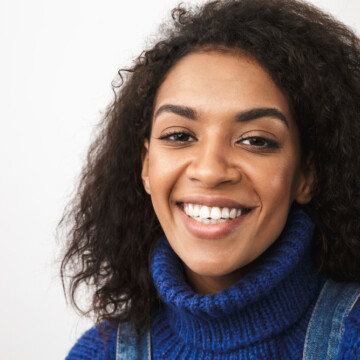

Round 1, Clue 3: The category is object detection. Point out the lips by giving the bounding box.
[175,196,254,239]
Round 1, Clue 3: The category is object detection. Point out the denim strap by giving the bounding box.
[303,279,360,360]
[116,323,151,360]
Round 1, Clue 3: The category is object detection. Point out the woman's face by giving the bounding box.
[142,51,313,294]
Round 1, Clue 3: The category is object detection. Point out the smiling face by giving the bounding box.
[142,51,313,294]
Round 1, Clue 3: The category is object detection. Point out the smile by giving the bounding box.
[182,203,251,224]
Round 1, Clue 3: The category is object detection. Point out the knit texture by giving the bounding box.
[338,300,360,359]
[150,206,324,359]
[65,207,360,359]
[66,321,117,360]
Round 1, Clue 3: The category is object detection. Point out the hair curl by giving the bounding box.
[60,0,360,335]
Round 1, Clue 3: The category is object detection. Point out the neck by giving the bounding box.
[151,206,325,356]
[184,256,262,294]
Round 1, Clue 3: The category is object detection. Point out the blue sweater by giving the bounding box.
[66,208,360,359]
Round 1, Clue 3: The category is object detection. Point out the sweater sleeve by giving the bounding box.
[65,321,117,360]
[338,298,360,360]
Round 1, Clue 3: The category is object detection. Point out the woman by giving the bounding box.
[61,0,360,358]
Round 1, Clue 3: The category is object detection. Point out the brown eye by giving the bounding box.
[243,138,267,147]
[238,137,279,149]
[159,132,196,142]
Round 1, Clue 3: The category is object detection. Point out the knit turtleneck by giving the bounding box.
[150,206,325,359]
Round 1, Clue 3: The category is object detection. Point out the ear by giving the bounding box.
[141,139,151,195]
[295,155,315,205]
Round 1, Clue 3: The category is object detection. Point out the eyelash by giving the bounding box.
[157,131,196,143]
[157,131,279,149]
[237,136,280,149]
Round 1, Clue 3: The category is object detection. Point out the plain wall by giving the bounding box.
[1,0,359,359]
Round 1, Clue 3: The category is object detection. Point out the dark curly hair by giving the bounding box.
[60,0,360,335]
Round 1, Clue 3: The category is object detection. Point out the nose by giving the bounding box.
[186,141,242,188]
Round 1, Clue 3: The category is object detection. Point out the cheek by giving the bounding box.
[149,148,173,179]
[252,158,300,202]
[258,158,296,188]
[147,150,184,215]
[269,168,295,201]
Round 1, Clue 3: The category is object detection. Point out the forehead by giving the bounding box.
[154,51,293,127]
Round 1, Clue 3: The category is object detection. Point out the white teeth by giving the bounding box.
[188,203,194,217]
[210,207,221,220]
[221,207,230,218]
[199,206,211,219]
[183,202,249,223]
[193,204,200,217]
[229,208,237,219]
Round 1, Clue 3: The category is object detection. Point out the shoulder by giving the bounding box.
[338,292,360,359]
[65,321,118,360]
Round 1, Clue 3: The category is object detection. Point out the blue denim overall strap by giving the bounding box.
[303,279,360,360]
[116,322,151,360]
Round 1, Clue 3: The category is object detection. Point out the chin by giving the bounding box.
[186,259,242,278]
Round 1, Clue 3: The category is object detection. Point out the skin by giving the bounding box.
[142,51,313,295]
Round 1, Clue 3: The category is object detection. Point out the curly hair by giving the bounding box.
[60,0,360,335]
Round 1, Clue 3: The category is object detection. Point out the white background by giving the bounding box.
[1,0,359,359]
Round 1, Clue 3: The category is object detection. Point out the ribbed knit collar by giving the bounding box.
[150,206,323,358]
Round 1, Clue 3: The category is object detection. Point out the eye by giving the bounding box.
[158,131,197,143]
[238,136,279,149]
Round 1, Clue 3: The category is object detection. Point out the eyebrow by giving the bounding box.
[154,104,289,128]
[154,104,198,121]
